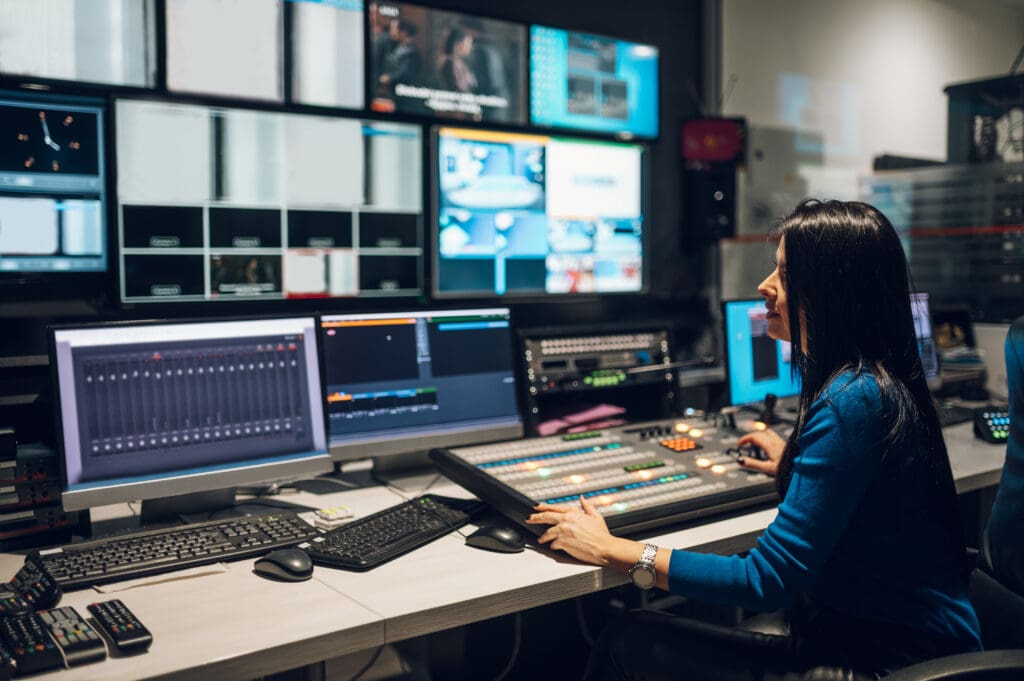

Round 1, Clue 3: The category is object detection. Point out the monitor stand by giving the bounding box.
[139,487,316,526]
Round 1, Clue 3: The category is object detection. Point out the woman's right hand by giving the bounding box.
[735,429,786,477]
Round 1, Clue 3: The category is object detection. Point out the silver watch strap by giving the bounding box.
[639,543,658,567]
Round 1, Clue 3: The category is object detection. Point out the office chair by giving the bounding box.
[881,650,1024,680]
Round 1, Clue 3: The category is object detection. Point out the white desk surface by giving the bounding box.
[5,421,1007,680]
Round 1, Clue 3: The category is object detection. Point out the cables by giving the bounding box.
[347,645,384,681]
[490,612,523,681]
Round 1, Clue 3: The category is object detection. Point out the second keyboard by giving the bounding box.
[302,494,482,571]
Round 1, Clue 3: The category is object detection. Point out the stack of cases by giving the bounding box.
[0,432,86,550]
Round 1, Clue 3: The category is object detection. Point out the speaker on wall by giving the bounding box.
[681,118,746,244]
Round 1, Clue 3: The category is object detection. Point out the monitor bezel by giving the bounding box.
[318,306,524,464]
[720,297,801,408]
[430,125,650,300]
[49,314,333,512]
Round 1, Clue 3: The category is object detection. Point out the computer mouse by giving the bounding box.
[465,524,526,553]
[253,548,314,582]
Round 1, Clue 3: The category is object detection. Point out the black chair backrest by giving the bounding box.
[969,567,1024,650]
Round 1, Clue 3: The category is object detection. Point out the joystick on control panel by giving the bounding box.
[759,393,779,426]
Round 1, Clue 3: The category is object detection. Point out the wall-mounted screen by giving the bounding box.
[0,92,107,275]
[435,127,644,297]
[289,0,365,110]
[0,0,157,88]
[116,99,422,303]
[530,25,658,139]
[166,0,283,102]
[369,2,526,124]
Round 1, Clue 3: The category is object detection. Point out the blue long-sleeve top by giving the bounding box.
[985,316,1024,595]
[668,371,981,648]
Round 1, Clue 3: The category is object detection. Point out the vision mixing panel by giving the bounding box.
[431,416,789,536]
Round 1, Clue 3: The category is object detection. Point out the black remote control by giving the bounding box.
[0,614,63,676]
[0,585,30,619]
[0,640,15,681]
[37,606,107,667]
[13,554,61,611]
[87,599,152,653]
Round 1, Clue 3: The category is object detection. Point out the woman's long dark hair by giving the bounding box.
[773,200,959,536]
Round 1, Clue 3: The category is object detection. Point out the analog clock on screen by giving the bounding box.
[0,104,99,175]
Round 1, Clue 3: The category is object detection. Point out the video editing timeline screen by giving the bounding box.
[0,92,107,274]
[290,0,365,110]
[368,2,527,124]
[116,99,423,303]
[52,318,330,511]
[530,26,659,139]
[166,0,284,102]
[724,299,800,407]
[0,0,157,88]
[911,292,940,382]
[435,127,644,297]
[320,309,522,457]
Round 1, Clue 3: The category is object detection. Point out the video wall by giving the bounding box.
[0,0,659,303]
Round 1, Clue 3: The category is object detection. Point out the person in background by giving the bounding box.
[529,200,981,680]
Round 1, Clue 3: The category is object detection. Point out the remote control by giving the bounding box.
[37,606,107,667]
[0,614,63,676]
[87,599,152,653]
[13,554,61,611]
[0,640,15,681]
[0,585,30,619]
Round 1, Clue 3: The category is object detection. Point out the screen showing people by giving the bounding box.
[116,99,422,303]
[0,92,107,275]
[724,299,801,407]
[319,308,522,457]
[369,2,527,123]
[436,127,644,297]
[530,25,659,139]
[51,317,330,510]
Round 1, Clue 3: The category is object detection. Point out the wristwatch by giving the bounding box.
[628,543,658,590]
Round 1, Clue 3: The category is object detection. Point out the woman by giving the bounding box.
[438,27,477,94]
[528,200,981,679]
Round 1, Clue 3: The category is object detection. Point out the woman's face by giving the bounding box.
[456,35,473,56]
[757,238,791,343]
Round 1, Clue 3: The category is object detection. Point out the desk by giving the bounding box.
[2,422,1005,680]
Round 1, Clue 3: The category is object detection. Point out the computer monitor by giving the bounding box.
[434,127,645,297]
[368,2,527,124]
[0,0,157,88]
[911,292,942,391]
[289,0,365,110]
[530,25,659,139]
[115,99,423,303]
[723,299,800,407]
[319,308,523,469]
[0,91,107,277]
[51,317,331,514]
[166,0,284,101]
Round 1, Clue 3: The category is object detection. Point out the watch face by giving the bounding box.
[0,103,100,175]
[629,565,657,589]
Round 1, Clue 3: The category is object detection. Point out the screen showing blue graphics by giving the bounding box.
[724,299,800,406]
[435,127,644,297]
[530,26,658,139]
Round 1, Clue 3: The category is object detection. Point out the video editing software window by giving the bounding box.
[52,317,330,510]
[723,299,801,407]
[435,127,644,297]
[530,26,659,139]
[0,91,107,275]
[320,308,521,458]
[116,99,422,303]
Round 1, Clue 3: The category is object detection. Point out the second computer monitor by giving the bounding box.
[911,292,941,391]
[320,308,523,465]
[723,299,800,407]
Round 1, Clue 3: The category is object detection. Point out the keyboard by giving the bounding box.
[937,403,975,427]
[302,494,483,571]
[36,511,318,590]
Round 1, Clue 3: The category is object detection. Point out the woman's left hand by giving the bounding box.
[527,496,629,566]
